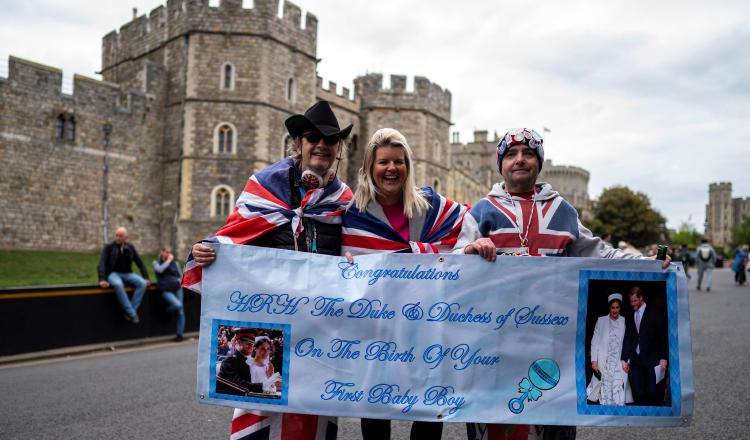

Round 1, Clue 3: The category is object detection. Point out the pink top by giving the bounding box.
[382,202,409,242]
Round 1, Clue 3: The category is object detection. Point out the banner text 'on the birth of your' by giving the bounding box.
[195,244,693,427]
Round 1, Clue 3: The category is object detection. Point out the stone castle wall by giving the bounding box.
[1,0,591,257]
[0,57,163,252]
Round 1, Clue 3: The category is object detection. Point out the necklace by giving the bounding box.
[510,194,536,256]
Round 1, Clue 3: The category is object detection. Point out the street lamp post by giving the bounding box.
[102,123,112,244]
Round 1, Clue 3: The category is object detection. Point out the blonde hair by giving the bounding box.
[353,128,429,218]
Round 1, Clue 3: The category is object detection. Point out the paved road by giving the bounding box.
[1,268,748,439]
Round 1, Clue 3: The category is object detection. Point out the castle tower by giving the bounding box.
[100,0,320,254]
[706,182,733,247]
[538,160,590,217]
[353,74,452,194]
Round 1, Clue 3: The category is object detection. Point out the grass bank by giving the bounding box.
[0,249,157,288]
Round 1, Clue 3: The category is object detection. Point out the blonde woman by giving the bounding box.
[342,128,469,440]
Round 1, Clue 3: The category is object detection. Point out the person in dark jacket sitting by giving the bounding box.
[97,227,150,323]
[152,246,185,342]
[185,100,352,438]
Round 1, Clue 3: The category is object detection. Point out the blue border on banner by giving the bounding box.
[575,270,681,417]
[208,319,291,406]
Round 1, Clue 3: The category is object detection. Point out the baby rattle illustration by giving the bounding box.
[508,358,560,414]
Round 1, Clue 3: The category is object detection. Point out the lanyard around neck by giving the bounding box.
[510,195,536,249]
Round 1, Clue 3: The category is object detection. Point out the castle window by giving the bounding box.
[213,122,237,154]
[54,113,75,142]
[281,134,291,160]
[433,140,441,162]
[65,117,76,142]
[349,135,359,154]
[221,63,235,91]
[211,185,235,219]
[433,179,440,192]
[55,115,65,140]
[287,78,296,104]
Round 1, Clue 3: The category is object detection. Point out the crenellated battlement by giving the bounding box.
[2,56,147,114]
[540,159,590,179]
[709,182,732,193]
[102,0,317,72]
[316,75,359,112]
[355,73,451,121]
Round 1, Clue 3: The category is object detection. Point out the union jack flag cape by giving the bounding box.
[341,187,469,255]
[181,158,352,293]
[230,409,337,440]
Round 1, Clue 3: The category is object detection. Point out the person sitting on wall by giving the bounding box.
[97,227,150,324]
[152,246,185,342]
[217,328,281,396]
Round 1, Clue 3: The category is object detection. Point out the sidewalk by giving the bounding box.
[0,331,199,366]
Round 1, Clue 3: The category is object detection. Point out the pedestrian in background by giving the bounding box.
[153,246,185,341]
[678,244,692,280]
[696,238,717,291]
[97,227,150,323]
[731,244,748,286]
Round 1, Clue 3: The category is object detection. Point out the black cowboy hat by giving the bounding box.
[285,100,353,139]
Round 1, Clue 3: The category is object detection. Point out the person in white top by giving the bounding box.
[248,336,277,393]
[588,293,633,405]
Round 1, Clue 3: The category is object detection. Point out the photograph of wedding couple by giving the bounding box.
[211,321,288,403]
[578,273,680,416]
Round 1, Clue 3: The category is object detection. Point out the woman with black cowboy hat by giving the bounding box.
[185,100,352,439]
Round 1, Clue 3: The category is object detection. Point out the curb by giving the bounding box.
[0,331,199,366]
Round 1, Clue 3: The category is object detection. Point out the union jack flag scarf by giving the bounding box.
[182,158,352,292]
[230,409,337,440]
[341,187,468,255]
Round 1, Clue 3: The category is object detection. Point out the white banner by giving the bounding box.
[196,244,693,427]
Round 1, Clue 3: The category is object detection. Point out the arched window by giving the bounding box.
[433,140,441,162]
[211,185,235,218]
[286,77,296,104]
[55,114,65,140]
[213,122,237,154]
[281,134,291,160]
[54,113,75,142]
[349,135,359,154]
[220,63,235,90]
[65,116,76,142]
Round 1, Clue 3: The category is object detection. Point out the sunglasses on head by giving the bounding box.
[303,132,340,146]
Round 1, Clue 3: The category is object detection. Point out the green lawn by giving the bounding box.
[0,249,157,288]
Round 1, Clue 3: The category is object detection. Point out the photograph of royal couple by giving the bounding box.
[586,285,670,407]
[215,325,284,398]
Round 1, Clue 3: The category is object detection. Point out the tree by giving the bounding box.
[732,217,750,246]
[671,222,702,248]
[589,186,667,248]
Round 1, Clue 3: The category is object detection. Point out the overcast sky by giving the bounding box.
[2,0,748,232]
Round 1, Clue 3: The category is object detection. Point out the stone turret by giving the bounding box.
[706,182,733,247]
[353,73,452,189]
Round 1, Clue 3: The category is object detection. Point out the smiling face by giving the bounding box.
[236,337,255,357]
[255,340,271,361]
[501,144,539,193]
[372,145,408,205]
[609,300,621,320]
[299,131,339,175]
[629,293,644,311]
